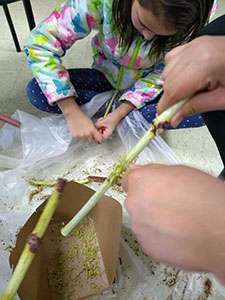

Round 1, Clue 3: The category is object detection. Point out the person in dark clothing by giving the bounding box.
[158,14,225,179]
[120,16,225,281]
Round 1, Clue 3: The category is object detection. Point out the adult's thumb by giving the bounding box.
[171,87,225,128]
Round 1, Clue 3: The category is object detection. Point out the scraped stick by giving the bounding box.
[0,114,21,128]
[28,176,107,187]
[61,98,188,236]
[0,178,67,300]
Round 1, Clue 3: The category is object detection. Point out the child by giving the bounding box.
[25,0,215,143]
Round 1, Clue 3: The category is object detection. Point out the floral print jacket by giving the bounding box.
[25,0,217,109]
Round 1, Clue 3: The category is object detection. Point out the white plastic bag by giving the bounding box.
[117,107,180,165]
[0,91,224,299]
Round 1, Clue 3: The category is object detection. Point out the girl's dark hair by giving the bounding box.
[112,0,214,57]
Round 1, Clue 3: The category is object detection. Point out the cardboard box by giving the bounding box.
[10,181,122,300]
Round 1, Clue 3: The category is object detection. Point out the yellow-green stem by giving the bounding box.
[104,36,143,118]
[28,179,57,186]
[0,178,66,300]
[61,180,111,236]
[104,90,119,117]
[61,98,188,236]
[28,178,89,186]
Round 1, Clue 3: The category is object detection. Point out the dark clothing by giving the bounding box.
[198,14,225,171]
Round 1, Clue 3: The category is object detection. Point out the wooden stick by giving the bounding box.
[0,178,67,300]
[28,179,57,186]
[28,176,107,187]
[0,114,21,128]
[61,99,188,236]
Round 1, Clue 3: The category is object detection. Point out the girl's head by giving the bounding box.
[113,0,214,56]
[131,0,177,41]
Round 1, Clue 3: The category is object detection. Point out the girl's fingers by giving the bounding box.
[93,129,103,143]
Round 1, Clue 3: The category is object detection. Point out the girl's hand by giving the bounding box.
[57,97,102,143]
[95,112,121,139]
[95,101,135,139]
[66,109,102,143]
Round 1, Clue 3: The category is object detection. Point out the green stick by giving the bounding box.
[28,178,89,186]
[104,90,119,117]
[61,99,188,236]
[28,176,107,187]
[28,179,57,186]
[0,178,67,300]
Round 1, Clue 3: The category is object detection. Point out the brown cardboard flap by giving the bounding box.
[10,181,122,300]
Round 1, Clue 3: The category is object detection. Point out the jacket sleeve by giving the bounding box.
[25,0,103,105]
[119,0,217,109]
[210,0,217,20]
[119,63,164,109]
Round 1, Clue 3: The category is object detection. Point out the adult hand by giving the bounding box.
[122,164,225,282]
[58,97,102,143]
[157,36,225,127]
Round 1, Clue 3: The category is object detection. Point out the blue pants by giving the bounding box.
[27,68,205,129]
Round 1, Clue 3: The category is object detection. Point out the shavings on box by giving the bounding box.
[45,216,108,300]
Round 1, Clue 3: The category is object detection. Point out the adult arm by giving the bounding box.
[122,164,225,282]
[157,36,225,127]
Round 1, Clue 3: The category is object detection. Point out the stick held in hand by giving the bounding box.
[0,178,66,300]
[61,98,188,237]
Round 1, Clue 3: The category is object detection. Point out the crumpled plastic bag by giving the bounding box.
[0,91,224,299]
